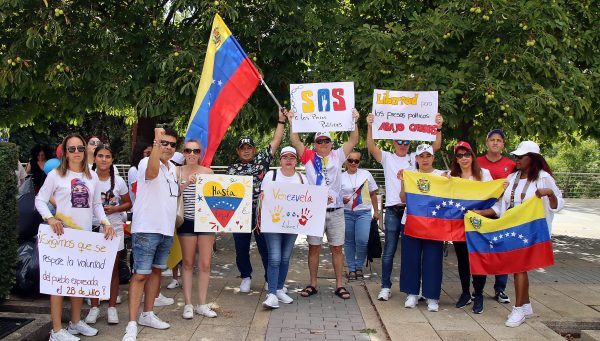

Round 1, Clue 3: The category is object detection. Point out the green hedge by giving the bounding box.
[0,143,18,300]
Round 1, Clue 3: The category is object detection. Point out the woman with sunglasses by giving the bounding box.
[473,141,563,327]
[449,141,493,314]
[177,139,218,319]
[398,144,447,312]
[35,134,115,341]
[86,136,102,168]
[86,145,132,325]
[340,151,378,281]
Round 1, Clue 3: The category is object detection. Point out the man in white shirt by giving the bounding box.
[123,127,179,341]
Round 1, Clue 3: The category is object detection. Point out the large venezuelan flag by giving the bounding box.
[186,14,261,166]
[403,171,504,241]
[464,197,554,275]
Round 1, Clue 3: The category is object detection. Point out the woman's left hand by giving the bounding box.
[435,113,444,128]
[373,211,380,221]
[103,225,116,240]
[535,188,554,198]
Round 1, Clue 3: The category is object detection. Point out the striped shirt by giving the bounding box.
[183,184,197,220]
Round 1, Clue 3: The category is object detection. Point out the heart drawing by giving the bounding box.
[203,181,245,227]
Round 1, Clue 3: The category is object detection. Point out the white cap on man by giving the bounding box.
[511,141,540,156]
[314,132,332,140]
[170,152,185,165]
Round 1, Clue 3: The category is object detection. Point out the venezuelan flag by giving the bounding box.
[464,197,553,275]
[403,171,504,241]
[186,14,261,166]
[352,180,371,209]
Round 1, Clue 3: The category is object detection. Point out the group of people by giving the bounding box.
[33,107,563,341]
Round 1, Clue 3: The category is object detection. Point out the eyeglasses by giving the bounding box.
[66,145,86,153]
[455,151,473,159]
[184,148,202,155]
[162,171,179,197]
[347,159,360,164]
[160,140,177,148]
[88,140,102,146]
[315,139,332,145]
[396,140,410,145]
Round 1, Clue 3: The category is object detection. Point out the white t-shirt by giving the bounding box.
[261,169,308,189]
[492,170,564,233]
[380,151,416,206]
[35,169,108,231]
[299,148,347,208]
[401,169,445,224]
[127,166,138,204]
[131,157,178,236]
[92,175,128,227]
[340,169,378,211]
[463,168,493,182]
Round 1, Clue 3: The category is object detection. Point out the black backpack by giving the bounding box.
[366,218,382,266]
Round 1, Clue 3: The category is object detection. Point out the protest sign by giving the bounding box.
[290,82,355,132]
[260,182,328,236]
[195,174,253,233]
[371,90,438,141]
[38,224,119,299]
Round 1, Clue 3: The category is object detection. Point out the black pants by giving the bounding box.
[453,241,486,295]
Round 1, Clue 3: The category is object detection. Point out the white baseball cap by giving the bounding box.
[415,144,434,156]
[511,141,540,156]
[314,132,332,140]
[170,152,185,165]
[280,146,297,158]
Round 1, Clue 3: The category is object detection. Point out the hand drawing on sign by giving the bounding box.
[299,208,313,226]
[270,205,283,222]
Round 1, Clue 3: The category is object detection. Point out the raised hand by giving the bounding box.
[298,208,313,226]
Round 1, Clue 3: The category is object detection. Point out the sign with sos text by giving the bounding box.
[372,90,438,141]
[290,82,355,133]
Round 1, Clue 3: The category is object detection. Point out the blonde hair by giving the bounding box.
[56,134,92,179]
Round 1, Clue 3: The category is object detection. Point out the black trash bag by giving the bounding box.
[17,177,43,244]
[15,238,40,294]
[366,219,382,266]
[118,254,131,284]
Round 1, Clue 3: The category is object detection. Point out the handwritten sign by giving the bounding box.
[38,224,119,299]
[195,174,253,233]
[260,182,328,236]
[372,90,438,141]
[290,82,355,132]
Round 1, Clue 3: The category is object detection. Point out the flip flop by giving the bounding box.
[335,286,351,300]
[300,285,318,297]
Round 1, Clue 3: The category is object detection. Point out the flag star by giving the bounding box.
[207,101,211,107]
[217,80,223,86]
[449,200,454,205]
[505,232,510,237]
[431,210,437,216]
[460,207,466,211]
[511,232,516,237]
[455,202,461,208]
[442,201,447,206]
[489,243,494,249]
[518,234,524,239]
[493,237,498,241]
[498,234,503,239]
[197,195,204,202]
[436,205,441,210]
[212,79,216,84]
[523,238,529,244]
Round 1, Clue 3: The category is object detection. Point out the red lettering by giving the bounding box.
[378,122,405,132]
[332,88,346,111]
[409,124,437,135]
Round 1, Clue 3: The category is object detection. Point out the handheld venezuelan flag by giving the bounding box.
[185,14,261,166]
[403,171,504,241]
[464,196,553,275]
[351,180,371,209]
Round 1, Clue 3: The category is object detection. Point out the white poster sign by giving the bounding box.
[38,224,119,299]
[371,90,438,141]
[260,182,328,236]
[195,174,253,233]
[290,82,355,132]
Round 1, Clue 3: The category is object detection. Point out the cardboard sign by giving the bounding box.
[38,224,119,299]
[290,82,355,132]
[371,90,438,141]
[195,174,253,233]
[260,182,328,236]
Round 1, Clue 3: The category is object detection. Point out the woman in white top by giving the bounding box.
[177,139,217,319]
[449,141,493,314]
[86,145,132,325]
[260,146,308,309]
[340,151,378,280]
[398,144,446,312]
[35,134,115,341]
[474,141,563,327]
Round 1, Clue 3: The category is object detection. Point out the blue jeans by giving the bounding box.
[400,230,444,300]
[132,233,173,275]
[344,209,372,272]
[233,208,268,280]
[264,233,297,294]
[381,206,404,289]
[494,274,508,292]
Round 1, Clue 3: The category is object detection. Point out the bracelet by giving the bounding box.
[436,128,442,132]
[278,120,286,125]
[153,139,160,147]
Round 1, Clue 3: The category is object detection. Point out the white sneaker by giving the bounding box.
[404,294,419,308]
[377,288,391,301]
[167,279,180,289]
[107,307,119,324]
[182,304,194,319]
[138,311,170,330]
[49,329,80,341]
[154,293,175,307]
[196,304,217,318]
[67,320,98,336]
[84,307,100,324]
[426,299,439,312]
[122,321,137,341]
[116,295,122,304]
[276,289,294,304]
[240,277,251,293]
[262,293,280,309]
[505,306,526,327]
[161,269,172,277]
[522,303,534,318]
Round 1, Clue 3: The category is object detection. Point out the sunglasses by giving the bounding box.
[347,159,360,164]
[88,140,102,146]
[160,140,177,148]
[315,139,332,145]
[396,140,410,145]
[455,151,473,159]
[184,148,202,155]
[67,145,86,153]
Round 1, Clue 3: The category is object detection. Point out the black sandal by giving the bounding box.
[347,271,357,281]
[335,286,351,299]
[355,270,364,279]
[300,285,318,297]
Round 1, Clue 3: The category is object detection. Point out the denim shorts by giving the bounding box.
[132,233,174,275]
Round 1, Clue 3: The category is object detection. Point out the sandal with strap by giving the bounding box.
[300,285,318,297]
[346,271,356,281]
[335,286,351,300]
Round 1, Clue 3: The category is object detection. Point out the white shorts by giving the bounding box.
[101,224,125,251]
[306,208,345,246]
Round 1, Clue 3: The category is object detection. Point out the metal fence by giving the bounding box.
[116,164,600,199]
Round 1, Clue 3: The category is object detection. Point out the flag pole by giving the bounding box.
[260,78,282,109]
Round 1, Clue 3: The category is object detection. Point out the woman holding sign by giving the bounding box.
[473,141,563,327]
[35,134,115,341]
[177,139,217,319]
[260,146,308,309]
